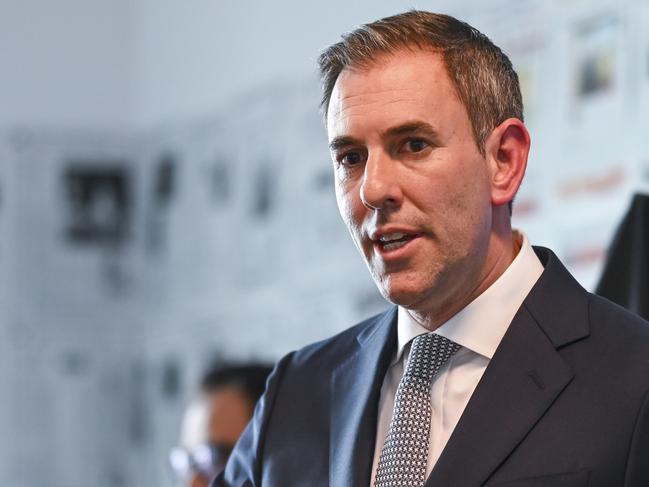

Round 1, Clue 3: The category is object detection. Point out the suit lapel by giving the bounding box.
[426,247,589,486]
[426,306,573,486]
[330,307,398,487]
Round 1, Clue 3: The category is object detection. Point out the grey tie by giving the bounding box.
[374,333,461,487]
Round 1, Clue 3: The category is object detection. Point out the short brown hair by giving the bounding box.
[317,10,523,155]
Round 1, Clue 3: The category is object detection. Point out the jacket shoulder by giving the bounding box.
[587,292,649,354]
[287,307,395,368]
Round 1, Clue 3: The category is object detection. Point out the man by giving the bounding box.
[214,11,649,487]
[170,364,271,487]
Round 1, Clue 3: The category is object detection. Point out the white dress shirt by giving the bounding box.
[370,232,544,486]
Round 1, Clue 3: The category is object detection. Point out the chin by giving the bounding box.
[378,283,426,308]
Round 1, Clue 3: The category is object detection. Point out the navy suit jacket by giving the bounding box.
[213,247,649,486]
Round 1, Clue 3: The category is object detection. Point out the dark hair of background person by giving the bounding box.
[200,363,272,406]
[317,10,523,160]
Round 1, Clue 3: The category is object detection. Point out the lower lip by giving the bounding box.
[374,235,421,260]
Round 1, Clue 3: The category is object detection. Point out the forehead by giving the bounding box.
[208,385,250,407]
[326,49,463,135]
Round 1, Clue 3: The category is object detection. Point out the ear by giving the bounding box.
[484,118,530,208]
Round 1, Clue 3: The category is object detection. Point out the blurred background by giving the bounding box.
[1,0,648,486]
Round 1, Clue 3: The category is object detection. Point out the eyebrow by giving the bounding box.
[328,121,439,152]
[383,121,439,138]
[328,136,359,152]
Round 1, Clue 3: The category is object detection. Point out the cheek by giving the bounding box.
[335,184,361,232]
[444,159,491,209]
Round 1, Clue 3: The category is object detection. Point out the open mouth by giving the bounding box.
[377,232,419,251]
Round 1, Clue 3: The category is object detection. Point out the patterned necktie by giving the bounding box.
[374,333,461,487]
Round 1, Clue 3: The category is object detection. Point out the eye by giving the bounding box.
[337,151,364,167]
[404,138,429,153]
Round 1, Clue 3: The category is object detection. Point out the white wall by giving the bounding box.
[0,0,135,129]
[130,0,468,127]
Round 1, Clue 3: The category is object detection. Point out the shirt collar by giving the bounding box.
[395,231,544,362]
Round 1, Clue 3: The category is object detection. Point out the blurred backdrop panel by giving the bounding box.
[1,0,649,486]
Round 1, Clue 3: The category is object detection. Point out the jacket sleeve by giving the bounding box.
[210,352,294,487]
[625,388,649,486]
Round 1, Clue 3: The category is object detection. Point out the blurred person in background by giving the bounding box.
[213,10,649,487]
[170,363,271,487]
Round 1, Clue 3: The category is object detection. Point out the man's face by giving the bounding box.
[182,386,254,487]
[327,49,498,322]
[206,386,254,447]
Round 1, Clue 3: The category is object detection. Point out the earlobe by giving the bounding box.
[485,118,530,208]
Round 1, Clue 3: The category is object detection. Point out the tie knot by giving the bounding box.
[405,333,461,380]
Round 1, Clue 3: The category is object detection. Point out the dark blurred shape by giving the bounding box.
[129,361,149,445]
[251,162,274,218]
[210,158,231,204]
[154,153,176,206]
[200,363,271,406]
[575,16,616,98]
[60,349,90,376]
[170,362,272,487]
[64,163,131,245]
[146,152,177,253]
[596,193,649,320]
[579,55,612,96]
[161,356,182,400]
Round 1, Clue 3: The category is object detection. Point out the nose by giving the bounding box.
[359,152,403,211]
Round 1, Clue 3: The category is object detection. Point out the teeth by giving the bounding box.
[382,240,409,250]
[379,232,407,243]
